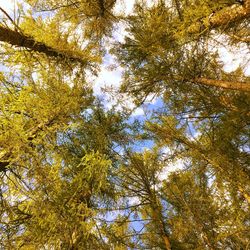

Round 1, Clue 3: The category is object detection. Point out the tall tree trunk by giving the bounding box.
[0,161,8,172]
[173,0,183,21]
[150,195,171,250]
[0,26,86,65]
[193,78,250,92]
[151,208,171,250]
[163,235,171,250]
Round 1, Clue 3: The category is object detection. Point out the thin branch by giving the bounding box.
[0,7,22,32]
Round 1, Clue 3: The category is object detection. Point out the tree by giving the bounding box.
[163,170,250,249]
[111,1,249,248]
[113,0,250,98]
[26,0,118,40]
[0,0,249,249]
[117,149,171,249]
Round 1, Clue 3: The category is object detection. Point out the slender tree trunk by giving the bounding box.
[0,151,12,172]
[151,208,171,250]
[173,76,250,92]
[173,0,183,21]
[193,78,250,92]
[0,161,8,172]
[150,195,171,250]
[163,235,172,250]
[208,0,250,28]
[187,0,250,34]
[0,26,86,65]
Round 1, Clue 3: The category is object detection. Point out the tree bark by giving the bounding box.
[151,208,171,250]
[150,196,171,250]
[193,78,250,92]
[187,0,250,34]
[163,234,172,250]
[0,26,86,65]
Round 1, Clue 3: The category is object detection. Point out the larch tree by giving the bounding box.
[112,0,249,248]
[0,0,249,249]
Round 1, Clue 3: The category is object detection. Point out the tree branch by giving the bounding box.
[193,77,250,92]
[187,0,250,34]
[0,26,86,65]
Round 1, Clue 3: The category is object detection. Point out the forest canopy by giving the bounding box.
[0,0,249,249]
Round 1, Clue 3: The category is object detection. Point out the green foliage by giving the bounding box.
[27,0,118,40]
[0,0,249,249]
[13,151,111,249]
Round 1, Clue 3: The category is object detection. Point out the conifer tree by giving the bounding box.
[0,0,249,249]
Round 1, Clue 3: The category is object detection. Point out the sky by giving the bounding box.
[0,0,249,178]
[1,0,249,97]
[0,0,13,10]
[1,0,249,235]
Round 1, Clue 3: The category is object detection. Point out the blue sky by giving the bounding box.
[1,0,249,244]
[1,0,249,174]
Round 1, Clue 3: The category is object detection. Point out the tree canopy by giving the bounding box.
[0,0,249,249]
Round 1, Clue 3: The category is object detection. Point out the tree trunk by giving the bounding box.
[150,200,171,250]
[0,26,86,65]
[208,0,250,28]
[151,209,171,250]
[193,78,250,92]
[163,235,171,250]
[187,0,250,34]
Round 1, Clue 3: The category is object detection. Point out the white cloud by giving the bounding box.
[92,50,145,116]
[114,0,136,16]
[212,34,250,76]
[158,159,185,182]
[161,146,171,155]
[0,0,30,22]
[104,91,145,117]
[132,107,144,116]
[93,64,123,95]
[128,196,140,206]
[0,0,14,12]
[219,46,249,75]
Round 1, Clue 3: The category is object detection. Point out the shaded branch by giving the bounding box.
[0,26,86,65]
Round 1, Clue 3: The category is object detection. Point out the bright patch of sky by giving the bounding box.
[0,0,13,12]
[114,0,135,15]
[114,0,155,15]
[92,52,145,116]
[219,45,250,75]
[0,0,30,14]
[158,159,185,181]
